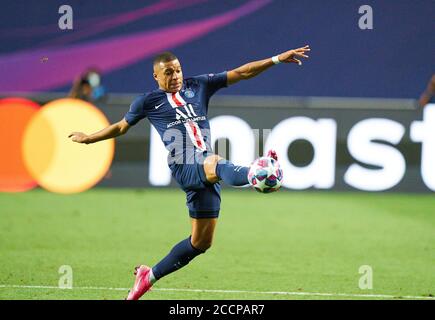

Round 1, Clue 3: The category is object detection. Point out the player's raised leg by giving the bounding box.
[204,154,249,186]
[126,218,217,300]
[204,151,279,186]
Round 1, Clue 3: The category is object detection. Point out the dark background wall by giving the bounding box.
[99,96,428,192]
[30,94,422,193]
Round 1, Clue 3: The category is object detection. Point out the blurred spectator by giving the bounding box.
[69,68,106,102]
[418,74,435,107]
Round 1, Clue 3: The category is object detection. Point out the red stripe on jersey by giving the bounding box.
[188,121,204,150]
[171,93,183,107]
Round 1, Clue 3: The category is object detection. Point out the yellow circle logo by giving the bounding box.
[1,98,114,194]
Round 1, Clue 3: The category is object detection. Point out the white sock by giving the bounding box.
[148,269,157,285]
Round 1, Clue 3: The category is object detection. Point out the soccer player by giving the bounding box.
[68,45,310,300]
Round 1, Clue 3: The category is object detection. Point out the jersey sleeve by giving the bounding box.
[195,71,228,97]
[124,95,148,126]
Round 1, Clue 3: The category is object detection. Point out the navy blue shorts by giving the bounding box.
[169,161,221,219]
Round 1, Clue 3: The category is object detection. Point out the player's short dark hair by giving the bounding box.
[79,78,90,86]
[153,51,178,68]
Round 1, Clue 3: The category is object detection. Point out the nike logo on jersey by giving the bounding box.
[155,103,164,109]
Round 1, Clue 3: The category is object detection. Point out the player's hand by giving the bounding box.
[278,45,310,65]
[68,132,90,144]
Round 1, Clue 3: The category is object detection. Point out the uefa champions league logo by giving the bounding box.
[184,89,195,98]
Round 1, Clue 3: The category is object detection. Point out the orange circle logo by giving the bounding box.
[0,98,114,194]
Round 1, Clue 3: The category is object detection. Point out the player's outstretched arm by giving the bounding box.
[226,45,310,85]
[68,118,130,144]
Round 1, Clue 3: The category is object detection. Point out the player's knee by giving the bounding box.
[204,155,223,183]
[199,240,212,252]
[192,238,213,252]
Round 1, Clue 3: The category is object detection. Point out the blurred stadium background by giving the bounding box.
[0,0,434,300]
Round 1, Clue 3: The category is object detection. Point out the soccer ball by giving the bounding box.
[248,156,283,193]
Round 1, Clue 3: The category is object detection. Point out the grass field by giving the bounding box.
[0,188,434,300]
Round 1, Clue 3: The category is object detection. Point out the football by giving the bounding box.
[248,156,283,193]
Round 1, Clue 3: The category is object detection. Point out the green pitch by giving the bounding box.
[0,189,434,300]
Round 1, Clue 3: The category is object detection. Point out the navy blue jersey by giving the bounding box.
[124,72,227,165]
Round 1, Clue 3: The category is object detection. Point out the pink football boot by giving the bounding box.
[126,265,153,300]
[267,149,278,161]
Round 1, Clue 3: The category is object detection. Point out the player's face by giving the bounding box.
[153,59,183,93]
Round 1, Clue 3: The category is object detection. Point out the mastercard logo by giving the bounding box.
[0,98,114,194]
